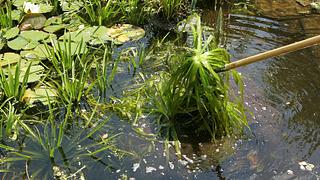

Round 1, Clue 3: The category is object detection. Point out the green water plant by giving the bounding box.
[159,0,183,19]
[80,0,120,26]
[0,60,31,103]
[0,0,13,29]
[44,37,94,107]
[152,14,248,139]
[0,100,124,179]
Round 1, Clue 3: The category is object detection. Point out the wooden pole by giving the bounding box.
[218,35,320,72]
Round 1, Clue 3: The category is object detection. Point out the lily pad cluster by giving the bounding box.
[0,0,146,107]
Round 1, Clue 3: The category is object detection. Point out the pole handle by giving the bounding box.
[221,35,320,72]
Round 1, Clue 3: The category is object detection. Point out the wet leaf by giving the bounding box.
[60,0,83,12]
[20,14,46,30]
[59,27,95,43]
[20,30,49,42]
[23,86,57,105]
[54,41,88,55]
[7,36,29,50]
[4,27,20,40]
[11,10,23,21]
[105,24,145,44]
[43,25,65,33]
[0,53,20,67]
[23,41,40,50]
[44,16,63,26]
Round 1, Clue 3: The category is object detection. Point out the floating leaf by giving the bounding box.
[39,4,54,13]
[60,0,83,12]
[107,24,145,44]
[90,26,113,45]
[7,36,29,50]
[44,16,63,26]
[43,33,57,43]
[20,14,46,30]
[0,41,4,51]
[54,41,88,55]
[33,44,51,59]
[0,53,20,67]
[23,86,57,105]
[12,0,25,7]
[43,25,65,33]
[11,10,23,21]
[20,30,49,42]
[23,41,40,50]
[4,61,45,82]
[59,27,95,43]
[4,27,20,40]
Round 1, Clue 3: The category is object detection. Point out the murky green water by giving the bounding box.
[100,11,320,180]
[2,4,320,180]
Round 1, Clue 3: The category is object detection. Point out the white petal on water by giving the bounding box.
[178,160,188,166]
[23,2,40,13]
[146,167,156,173]
[182,155,194,164]
[132,163,140,172]
[158,165,164,170]
[169,161,174,169]
[287,170,293,175]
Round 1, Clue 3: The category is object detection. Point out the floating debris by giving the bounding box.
[299,161,315,171]
[132,163,140,172]
[169,162,174,169]
[146,167,156,173]
[287,170,293,175]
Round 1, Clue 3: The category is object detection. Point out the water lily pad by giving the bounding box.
[23,41,40,50]
[43,25,65,33]
[7,36,29,50]
[0,53,21,67]
[4,27,20,40]
[11,10,23,21]
[54,41,88,55]
[4,61,45,82]
[0,41,4,51]
[44,16,63,26]
[23,86,57,105]
[107,24,145,44]
[43,34,57,43]
[90,26,113,45]
[20,14,47,30]
[59,27,95,43]
[60,0,83,12]
[20,30,49,42]
[33,44,51,59]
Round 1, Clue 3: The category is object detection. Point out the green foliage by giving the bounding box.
[79,0,120,26]
[44,38,94,107]
[0,0,13,29]
[159,0,183,19]
[0,61,31,103]
[0,102,124,179]
[149,15,248,139]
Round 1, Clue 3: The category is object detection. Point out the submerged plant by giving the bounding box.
[0,102,124,179]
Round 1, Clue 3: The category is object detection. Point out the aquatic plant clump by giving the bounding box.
[152,15,248,139]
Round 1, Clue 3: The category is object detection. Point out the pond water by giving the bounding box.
[2,3,320,180]
[91,9,320,180]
